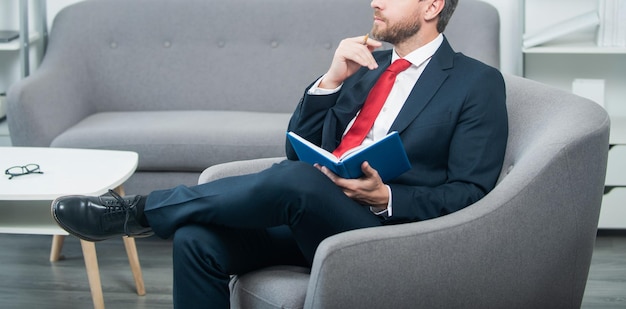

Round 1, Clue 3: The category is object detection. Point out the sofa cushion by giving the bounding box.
[51,110,291,171]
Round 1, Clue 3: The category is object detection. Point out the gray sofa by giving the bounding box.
[199,74,610,308]
[7,0,499,195]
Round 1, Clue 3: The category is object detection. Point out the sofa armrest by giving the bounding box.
[198,157,286,184]
[7,66,95,146]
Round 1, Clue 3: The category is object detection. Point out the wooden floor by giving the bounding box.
[0,234,173,308]
[584,230,626,308]
[0,231,625,308]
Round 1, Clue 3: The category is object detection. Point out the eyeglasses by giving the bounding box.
[5,164,44,180]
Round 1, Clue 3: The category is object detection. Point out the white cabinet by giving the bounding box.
[602,146,626,228]
[523,0,626,229]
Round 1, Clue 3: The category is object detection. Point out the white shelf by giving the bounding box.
[598,188,626,229]
[0,200,68,235]
[610,116,626,145]
[0,32,40,51]
[606,145,626,186]
[0,226,68,235]
[524,42,626,54]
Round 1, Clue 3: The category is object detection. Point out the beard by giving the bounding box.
[371,12,421,45]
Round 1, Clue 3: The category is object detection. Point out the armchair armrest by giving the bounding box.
[198,157,286,184]
[304,196,514,309]
[304,215,465,308]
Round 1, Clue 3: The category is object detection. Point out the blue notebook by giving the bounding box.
[287,131,411,182]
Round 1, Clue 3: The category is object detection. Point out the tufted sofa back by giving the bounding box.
[44,0,499,113]
[45,0,373,113]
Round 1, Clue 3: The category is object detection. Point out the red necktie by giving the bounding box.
[332,59,412,158]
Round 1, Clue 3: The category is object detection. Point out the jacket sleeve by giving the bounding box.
[285,85,341,160]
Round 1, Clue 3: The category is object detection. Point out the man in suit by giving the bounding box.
[52,0,507,307]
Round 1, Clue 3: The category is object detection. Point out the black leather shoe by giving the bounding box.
[51,189,153,242]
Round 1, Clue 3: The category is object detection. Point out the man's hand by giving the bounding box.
[319,35,383,90]
[315,161,389,210]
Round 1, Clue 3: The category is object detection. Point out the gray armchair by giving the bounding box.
[198,74,610,308]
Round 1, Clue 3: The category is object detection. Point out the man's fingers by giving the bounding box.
[315,164,339,181]
[360,161,379,179]
[341,36,380,69]
[364,37,383,50]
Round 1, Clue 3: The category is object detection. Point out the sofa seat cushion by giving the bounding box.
[51,110,292,171]
[230,265,310,309]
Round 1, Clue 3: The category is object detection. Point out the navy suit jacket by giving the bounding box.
[286,37,508,224]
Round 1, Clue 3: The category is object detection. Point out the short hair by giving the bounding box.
[437,0,459,33]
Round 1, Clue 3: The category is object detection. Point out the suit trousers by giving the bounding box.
[143,160,384,308]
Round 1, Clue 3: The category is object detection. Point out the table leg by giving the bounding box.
[114,185,147,296]
[49,235,65,262]
[112,185,125,196]
[80,239,105,309]
[123,236,146,296]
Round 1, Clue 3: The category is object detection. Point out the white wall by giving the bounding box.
[45,0,82,30]
[481,0,523,75]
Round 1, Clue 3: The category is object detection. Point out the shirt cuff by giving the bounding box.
[370,185,393,218]
[307,74,342,95]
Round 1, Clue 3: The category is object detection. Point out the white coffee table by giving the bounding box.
[0,147,145,309]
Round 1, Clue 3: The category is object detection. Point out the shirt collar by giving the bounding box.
[391,33,444,67]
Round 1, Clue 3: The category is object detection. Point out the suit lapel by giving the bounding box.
[389,38,455,134]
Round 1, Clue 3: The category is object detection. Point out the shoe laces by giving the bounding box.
[106,189,132,236]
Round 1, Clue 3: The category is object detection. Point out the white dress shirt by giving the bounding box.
[308,34,444,217]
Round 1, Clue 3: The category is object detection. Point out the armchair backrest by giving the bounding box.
[445,0,500,68]
[43,0,499,113]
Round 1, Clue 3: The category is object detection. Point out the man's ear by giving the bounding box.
[424,0,445,22]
